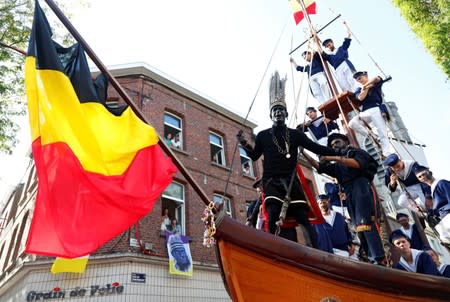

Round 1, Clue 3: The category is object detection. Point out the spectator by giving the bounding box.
[164,133,173,146]
[243,162,251,176]
[389,230,440,276]
[160,208,170,231]
[167,218,182,234]
[171,134,181,149]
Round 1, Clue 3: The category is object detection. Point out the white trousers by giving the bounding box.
[397,184,427,210]
[436,214,450,244]
[348,107,391,157]
[310,72,332,104]
[335,62,358,92]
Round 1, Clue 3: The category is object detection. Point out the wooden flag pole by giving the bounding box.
[43,0,213,208]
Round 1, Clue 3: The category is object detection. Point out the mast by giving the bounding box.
[296,0,359,146]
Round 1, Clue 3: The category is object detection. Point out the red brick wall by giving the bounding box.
[97,75,259,264]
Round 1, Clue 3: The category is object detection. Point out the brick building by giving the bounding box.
[0,62,261,301]
[0,63,324,301]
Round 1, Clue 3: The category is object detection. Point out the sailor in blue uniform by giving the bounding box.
[384,153,431,212]
[426,249,450,278]
[300,107,339,146]
[313,194,355,257]
[322,30,358,92]
[348,71,391,157]
[415,166,450,245]
[393,213,427,250]
[290,51,332,104]
[302,133,386,264]
[389,230,440,276]
[324,182,349,219]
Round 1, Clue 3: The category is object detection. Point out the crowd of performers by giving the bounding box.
[237,28,450,278]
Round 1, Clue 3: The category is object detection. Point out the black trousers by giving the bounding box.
[264,177,317,247]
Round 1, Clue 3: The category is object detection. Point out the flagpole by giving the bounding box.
[289,14,341,55]
[43,0,213,208]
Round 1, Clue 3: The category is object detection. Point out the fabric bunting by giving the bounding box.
[289,0,317,25]
[51,256,89,274]
[25,1,177,259]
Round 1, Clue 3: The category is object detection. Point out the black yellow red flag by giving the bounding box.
[25,1,177,258]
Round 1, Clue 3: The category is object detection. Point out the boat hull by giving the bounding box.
[214,214,450,302]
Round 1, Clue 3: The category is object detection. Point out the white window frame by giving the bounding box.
[213,194,232,217]
[239,146,254,177]
[161,182,185,234]
[164,112,183,150]
[210,132,225,166]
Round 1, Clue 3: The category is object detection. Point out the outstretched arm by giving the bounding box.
[320,155,361,169]
[297,129,337,156]
[301,148,320,170]
[237,130,262,161]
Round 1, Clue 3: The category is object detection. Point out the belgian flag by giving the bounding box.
[25,1,177,258]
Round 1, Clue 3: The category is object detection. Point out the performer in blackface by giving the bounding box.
[237,71,339,246]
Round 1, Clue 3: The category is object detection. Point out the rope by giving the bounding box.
[222,14,290,200]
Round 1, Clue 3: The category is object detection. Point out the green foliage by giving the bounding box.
[0,0,32,154]
[0,0,81,154]
[392,0,450,77]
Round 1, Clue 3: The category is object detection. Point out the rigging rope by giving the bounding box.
[221,14,290,200]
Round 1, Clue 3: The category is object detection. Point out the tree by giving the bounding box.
[0,0,32,154]
[0,0,82,154]
[392,0,450,78]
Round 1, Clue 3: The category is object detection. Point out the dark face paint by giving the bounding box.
[271,105,287,126]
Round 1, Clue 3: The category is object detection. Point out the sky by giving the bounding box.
[0,0,449,199]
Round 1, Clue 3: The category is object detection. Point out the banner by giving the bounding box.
[166,232,193,276]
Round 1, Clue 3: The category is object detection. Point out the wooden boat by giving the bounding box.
[42,1,450,301]
[213,212,450,302]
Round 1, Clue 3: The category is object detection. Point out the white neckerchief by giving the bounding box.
[431,179,441,196]
[398,160,414,179]
[399,249,421,272]
[439,264,448,275]
[430,179,442,208]
[323,210,336,226]
[400,225,413,239]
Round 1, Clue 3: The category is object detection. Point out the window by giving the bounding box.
[210,132,225,165]
[161,182,185,234]
[213,194,232,217]
[239,147,254,177]
[164,113,183,149]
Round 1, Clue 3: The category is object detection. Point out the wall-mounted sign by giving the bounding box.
[26,282,124,301]
[131,273,146,283]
